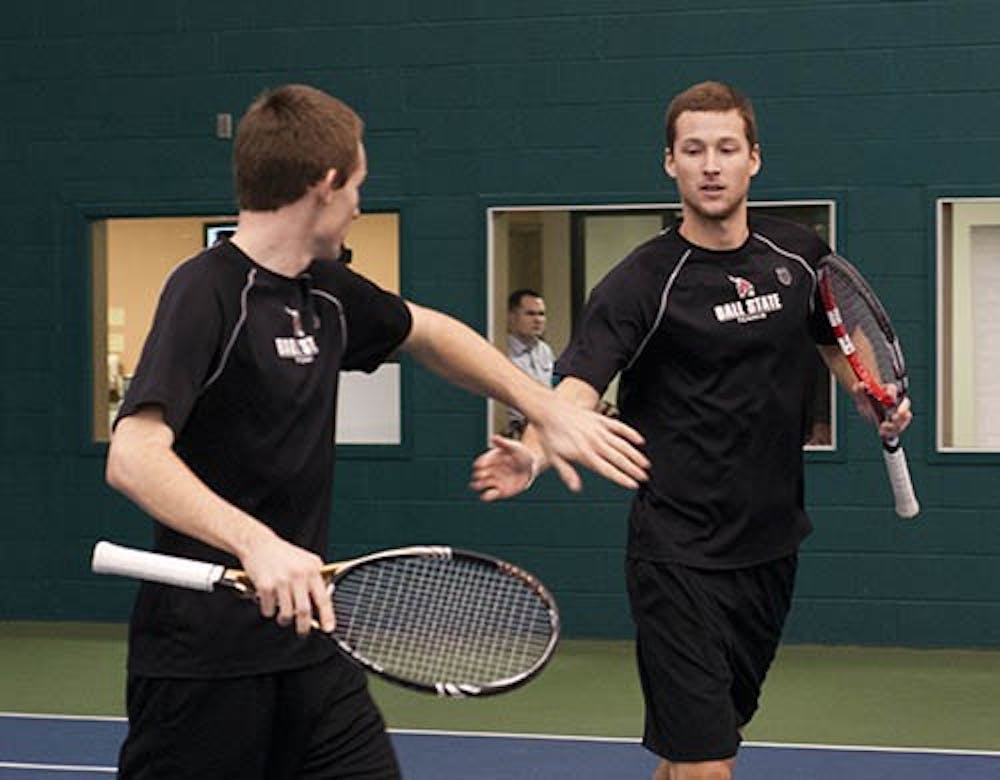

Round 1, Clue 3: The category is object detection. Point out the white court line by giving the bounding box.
[391,727,642,744]
[0,712,126,722]
[390,728,1000,757]
[3,713,999,769]
[0,762,115,774]
[744,740,1000,758]
[0,714,122,774]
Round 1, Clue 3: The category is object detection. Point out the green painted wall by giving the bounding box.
[1,1,998,646]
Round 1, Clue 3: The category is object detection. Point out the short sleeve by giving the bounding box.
[315,262,413,372]
[556,250,665,395]
[115,259,224,435]
[750,212,836,347]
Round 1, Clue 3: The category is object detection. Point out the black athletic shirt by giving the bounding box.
[557,214,834,569]
[116,240,412,677]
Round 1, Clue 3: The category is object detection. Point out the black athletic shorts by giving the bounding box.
[625,554,798,763]
[118,652,399,779]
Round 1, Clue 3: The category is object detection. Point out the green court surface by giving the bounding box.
[2,622,998,751]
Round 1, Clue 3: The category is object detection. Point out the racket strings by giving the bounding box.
[402,560,548,682]
[333,556,554,688]
[340,559,549,684]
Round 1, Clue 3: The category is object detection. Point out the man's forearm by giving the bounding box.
[402,303,555,423]
[817,344,858,393]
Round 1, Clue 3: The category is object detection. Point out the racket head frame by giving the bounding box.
[324,546,561,697]
[815,253,920,519]
[817,252,909,413]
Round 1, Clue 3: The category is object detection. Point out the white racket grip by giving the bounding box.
[92,541,226,592]
[881,443,920,519]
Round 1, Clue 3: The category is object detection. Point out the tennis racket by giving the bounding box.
[91,541,560,697]
[817,252,919,519]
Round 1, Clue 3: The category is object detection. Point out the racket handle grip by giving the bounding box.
[92,541,225,592]
[881,441,920,519]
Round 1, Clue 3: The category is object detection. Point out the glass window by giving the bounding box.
[937,198,1000,451]
[91,213,401,445]
[487,202,836,449]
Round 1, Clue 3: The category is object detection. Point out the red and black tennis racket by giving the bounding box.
[92,541,560,697]
[817,252,919,519]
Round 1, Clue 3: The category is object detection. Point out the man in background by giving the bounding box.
[506,288,555,438]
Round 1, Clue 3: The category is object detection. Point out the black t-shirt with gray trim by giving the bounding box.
[557,214,834,569]
[116,240,412,677]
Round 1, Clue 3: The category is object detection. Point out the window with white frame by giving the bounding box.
[937,198,1000,451]
[90,213,402,445]
[487,201,837,449]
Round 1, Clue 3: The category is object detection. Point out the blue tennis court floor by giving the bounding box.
[2,713,999,779]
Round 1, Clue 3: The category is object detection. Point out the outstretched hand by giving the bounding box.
[470,435,538,502]
[533,402,649,492]
[470,399,650,501]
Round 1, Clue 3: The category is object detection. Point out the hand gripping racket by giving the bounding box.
[817,253,920,519]
[92,541,560,697]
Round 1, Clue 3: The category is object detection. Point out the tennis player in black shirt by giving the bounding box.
[471,81,912,780]
[105,84,649,779]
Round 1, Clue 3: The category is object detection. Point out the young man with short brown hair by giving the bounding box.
[472,81,911,780]
[107,83,649,779]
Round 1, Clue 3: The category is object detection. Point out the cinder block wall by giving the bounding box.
[2,1,998,645]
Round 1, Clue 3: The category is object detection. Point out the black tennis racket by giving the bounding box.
[817,252,919,519]
[91,541,560,697]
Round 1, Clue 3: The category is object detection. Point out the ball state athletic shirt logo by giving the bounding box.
[729,274,755,299]
[275,306,320,364]
[714,274,784,324]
